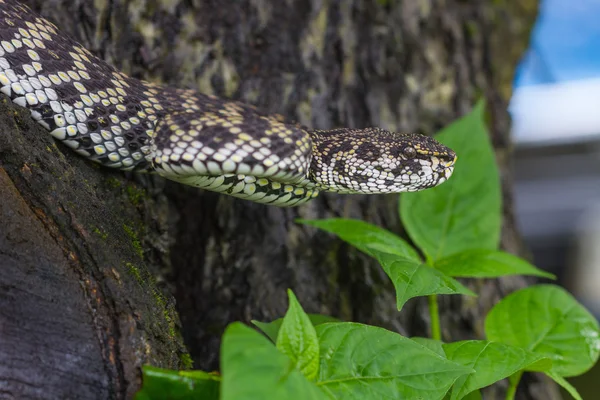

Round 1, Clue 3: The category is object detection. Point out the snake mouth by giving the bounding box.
[434,152,456,169]
[443,165,454,179]
[446,154,457,167]
[438,154,457,183]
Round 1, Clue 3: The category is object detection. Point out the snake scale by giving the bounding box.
[0,1,456,207]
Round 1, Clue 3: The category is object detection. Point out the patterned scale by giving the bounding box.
[0,1,458,207]
[150,92,317,206]
[0,2,161,170]
[0,1,318,206]
[309,127,454,193]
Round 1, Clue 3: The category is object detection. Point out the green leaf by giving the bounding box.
[253,314,339,343]
[298,219,472,309]
[316,323,472,399]
[442,340,552,400]
[220,323,326,400]
[297,218,420,261]
[485,284,600,377]
[400,100,501,263]
[135,366,220,400]
[546,370,583,400]
[434,249,555,279]
[375,251,475,310]
[276,290,320,381]
[462,390,483,400]
[411,337,446,357]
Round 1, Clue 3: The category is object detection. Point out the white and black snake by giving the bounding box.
[0,1,456,207]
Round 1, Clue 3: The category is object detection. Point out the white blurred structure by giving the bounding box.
[511,78,600,145]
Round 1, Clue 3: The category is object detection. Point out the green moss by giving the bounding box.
[93,227,109,240]
[154,288,166,308]
[465,21,478,38]
[123,224,144,259]
[125,262,144,285]
[105,176,123,189]
[163,309,177,337]
[179,352,194,369]
[124,260,179,339]
[142,278,178,338]
[126,184,147,206]
[82,178,94,192]
[153,287,178,338]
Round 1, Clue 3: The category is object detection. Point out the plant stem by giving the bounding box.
[505,371,523,400]
[428,295,441,340]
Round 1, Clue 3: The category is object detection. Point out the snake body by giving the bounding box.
[0,1,456,206]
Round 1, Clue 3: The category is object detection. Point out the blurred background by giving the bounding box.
[509,0,600,395]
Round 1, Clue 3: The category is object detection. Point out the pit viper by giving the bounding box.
[0,1,456,207]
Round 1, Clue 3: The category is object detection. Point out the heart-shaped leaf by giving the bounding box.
[221,323,326,400]
[400,100,501,263]
[442,340,552,400]
[485,284,600,377]
[315,323,472,399]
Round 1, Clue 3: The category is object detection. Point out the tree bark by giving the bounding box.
[0,0,560,399]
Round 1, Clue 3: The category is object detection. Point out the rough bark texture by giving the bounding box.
[0,0,560,399]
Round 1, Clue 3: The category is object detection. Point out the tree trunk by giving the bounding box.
[0,0,560,399]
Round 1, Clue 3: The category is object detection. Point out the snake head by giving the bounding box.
[309,127,456,193]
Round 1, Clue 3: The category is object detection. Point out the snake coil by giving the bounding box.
[0,1,456,206]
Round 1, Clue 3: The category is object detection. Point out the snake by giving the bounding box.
[0,1,456,207]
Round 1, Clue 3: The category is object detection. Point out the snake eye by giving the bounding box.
[403,146,416,158]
